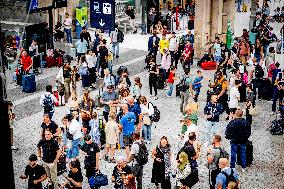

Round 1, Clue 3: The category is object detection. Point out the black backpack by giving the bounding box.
[117,29,124,43]
[148,102,160,122]
[135,141,148,165]
[215,147,230,169]
[179,75,190,92]
[43,94,54,113]
[221,168,238,187]
[269,119,284,135]
[254,64,264,78]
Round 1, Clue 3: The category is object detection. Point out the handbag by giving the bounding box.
[180,168,199,187]
[143,115,151,125]
[88,172,108,187]
[249,105,259,116]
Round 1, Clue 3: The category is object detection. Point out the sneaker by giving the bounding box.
[11,145,18,150]
[154,96,158,100]
[270,112,275,115]
[241,168,246,173]
[166,95,171,98]
[116,55,119,58]
[69,43,73,47]
[65,43,68,46]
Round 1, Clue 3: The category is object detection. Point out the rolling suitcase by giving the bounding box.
[22,74,36,93]
[237,140,253,167]
[201,61,217,70]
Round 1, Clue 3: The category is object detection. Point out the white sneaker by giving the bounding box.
[69,43,73,47]
[241,168,246,173]
[11,145,18,150]
[65,43,68,46]
[270,112,275,115]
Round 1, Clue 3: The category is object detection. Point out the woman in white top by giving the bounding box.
[131,77,142,101]
[139,96,154,143]
[86,50,97,88]
[105,112,119,163]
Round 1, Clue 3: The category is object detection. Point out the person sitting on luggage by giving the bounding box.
[225,109,251,172]
[197,48,214,67]
[20,50,33,75]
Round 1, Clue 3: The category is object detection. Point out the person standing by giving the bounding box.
[139,96,154,143]
[212,37,222,63]
[228,80,241,120]
[126,6,137,34]
[40,85,58,120]
[179,69,194,113]
[111,24,121,58]
[166,66,177,98]
[204,94,224,145]
[148,31,160,57]
[80,134,100,181]
[75,36,88,63]
[80,26,91,49]
[159,34,170,57]
[207,135,229,189]
[63,13,73,46]
[148,58,159,100]
[60,160,83,189]
[20,154,47,189]
[101,85,119,121]
[225,109,251,172]
[98,39,109,78]
[151,136,172,189]
[62,63,72,102]
[128,131,146,189]
[168,32,179,68]
[20,50,33,75]
[37,129,61,189]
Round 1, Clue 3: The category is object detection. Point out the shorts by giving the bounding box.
[106,143,116,149]
[123,135,133,147]
[230,108,237,114]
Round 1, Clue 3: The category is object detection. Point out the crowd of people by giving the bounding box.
[10,1,284,189]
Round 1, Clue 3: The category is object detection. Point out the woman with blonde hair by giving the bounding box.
[176,152,192,189]
[105,112,119,163]
[68,91,80,116]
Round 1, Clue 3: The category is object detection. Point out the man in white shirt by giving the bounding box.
[228,80,241,120]
[110,24,120,58]
[169,31,179,67]
[67,112,83,159]
[63,13,73,46]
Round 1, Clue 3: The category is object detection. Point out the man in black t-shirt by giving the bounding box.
[112,156,132,188]
[37,129,61,189]
[20,154,47,189]
[80,134,100,180]
[41,114,61,139]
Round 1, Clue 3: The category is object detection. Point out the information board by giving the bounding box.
[90,0,115,32]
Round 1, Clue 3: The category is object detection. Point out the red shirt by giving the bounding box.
[168,71,175,83]
[21,55,32,71]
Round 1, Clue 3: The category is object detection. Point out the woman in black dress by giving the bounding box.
[148,58,159,100]
[151,136,172,189]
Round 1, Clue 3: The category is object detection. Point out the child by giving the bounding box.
[105,112,119,163]
[193,70,204,102]
[166,66,177,98]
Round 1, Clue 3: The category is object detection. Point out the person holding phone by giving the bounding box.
[20,154,47,189]
[60,160,83,189]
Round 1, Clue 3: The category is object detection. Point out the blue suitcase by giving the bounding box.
[22,74,36,93]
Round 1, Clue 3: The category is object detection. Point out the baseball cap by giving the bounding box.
[29,154,38,161]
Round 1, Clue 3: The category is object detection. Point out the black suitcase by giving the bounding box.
[261,79,273,100]
[237,140,253,167]
[157,76,165,89]
[176,84,181,97]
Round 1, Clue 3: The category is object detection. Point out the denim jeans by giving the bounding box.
[206,121,219,142]
[180,91,189,113]
[214,55,222,63]
[272,87,283,112]
[167,83,174,97]
[230,142,246,168]
[68,138,80,159]
[142,124,151,141]
[112,42,120,56]
[64,28,72,43]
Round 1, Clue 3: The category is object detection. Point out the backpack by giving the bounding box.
[254,64,264,78]
[269,119,284,135]
[66,127,73,140]
[117,29,124,43]
[43,94,54,113]
[215,147,230,168]
[221,168,238,187]
[179,75,190,92]
[148,102,160,122]
[135,141,148,165]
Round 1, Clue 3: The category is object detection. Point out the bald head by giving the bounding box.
[127,97,134,105]
[121,104,128,113]
[218,158,229,169]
